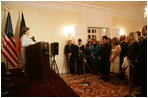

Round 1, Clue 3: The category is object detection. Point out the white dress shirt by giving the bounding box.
[21,34,31,48]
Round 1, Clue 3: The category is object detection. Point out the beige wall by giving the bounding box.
[1,4,81,73]
[112,16,147,35]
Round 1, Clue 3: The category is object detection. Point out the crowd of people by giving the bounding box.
[64,25,147,97]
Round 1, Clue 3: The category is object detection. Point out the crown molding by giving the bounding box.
[2,1,146,20]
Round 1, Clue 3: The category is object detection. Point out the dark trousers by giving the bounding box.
[97,60,102,74]
[92,62,98,73]
[77,59,83,75]
[139,61,147,97]
[120,56,124,72]
[119,56,125,80]
[140,72,147,97]
[133,62,140,85]
[67,57,75,75]
[102,60,110,80]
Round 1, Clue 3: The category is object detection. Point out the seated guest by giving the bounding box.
[76,39,85,75]
[85,41,92,73]
[90,40,99,74]
[98,36,111,82]
[1,62,14,96]
[110,37,121,84]
[64,40,76,75]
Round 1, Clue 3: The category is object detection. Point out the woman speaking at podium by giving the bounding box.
[21,27,32,75]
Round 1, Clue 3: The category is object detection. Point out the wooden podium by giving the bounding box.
[26,42,50,80]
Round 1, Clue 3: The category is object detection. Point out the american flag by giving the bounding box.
[1,12,18,67]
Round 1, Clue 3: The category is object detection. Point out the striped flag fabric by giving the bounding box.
[1,12,18,67]
[18,13,26,54]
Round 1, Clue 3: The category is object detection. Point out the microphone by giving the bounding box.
[30,36,36,42]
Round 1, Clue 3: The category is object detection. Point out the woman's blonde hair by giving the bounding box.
[129,32,139,42]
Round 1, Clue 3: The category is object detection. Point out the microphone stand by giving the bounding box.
[81,57,90,86]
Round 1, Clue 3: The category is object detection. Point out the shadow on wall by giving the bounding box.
[62,55,68,74]
[14,11,23,68]
[61,39,69,73]
[14,11,20,49]
[1,10,7,63]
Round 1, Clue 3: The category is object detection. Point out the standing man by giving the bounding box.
[98,36,111,82]
[138,25,147,97]
[119,35,128,80]
[64,40,76,75]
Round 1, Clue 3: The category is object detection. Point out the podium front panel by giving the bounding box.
[26,42,50,80]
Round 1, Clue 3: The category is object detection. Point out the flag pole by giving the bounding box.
[6,60,8,72]
[21,9,23,13]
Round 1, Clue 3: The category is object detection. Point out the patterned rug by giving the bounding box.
[60,73,141,97]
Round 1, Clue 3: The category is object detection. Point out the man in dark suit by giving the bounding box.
[98,36,111,82]
[119,35,128,80]
[138,25,147,97]
[64,40,76,75]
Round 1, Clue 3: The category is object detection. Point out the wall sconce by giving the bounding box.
[144,6,147,18]
[63,26,75,39]
[119,29,125,36]
[102,28,106,32]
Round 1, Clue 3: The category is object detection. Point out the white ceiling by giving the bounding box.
[64,1,147,16]
[2,1,147,19]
